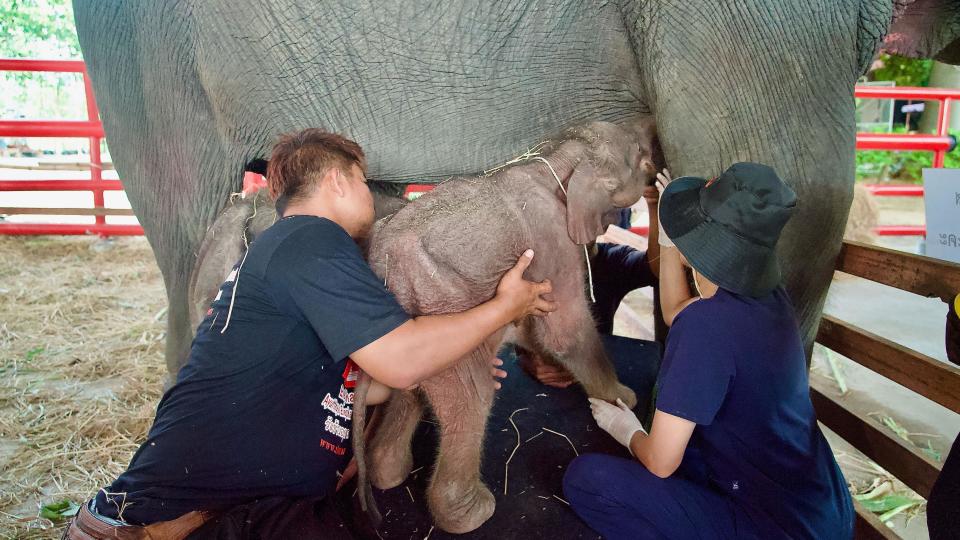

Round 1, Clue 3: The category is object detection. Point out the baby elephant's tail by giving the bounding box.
[352,370,382,526]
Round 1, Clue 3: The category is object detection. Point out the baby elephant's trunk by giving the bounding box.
[352,370,382,525]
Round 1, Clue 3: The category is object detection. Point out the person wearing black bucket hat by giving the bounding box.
[564,163,854,539]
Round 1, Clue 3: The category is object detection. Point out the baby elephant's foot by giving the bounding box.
[369,443,413,490]
[594,382,637,409]
[616,383,638,409]
[428,478,496,534]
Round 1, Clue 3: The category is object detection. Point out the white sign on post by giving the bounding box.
[923,168,960,263]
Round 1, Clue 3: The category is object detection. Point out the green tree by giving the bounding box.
[869,54,933,87]
[0,0,80,59]
[0,0,84,120]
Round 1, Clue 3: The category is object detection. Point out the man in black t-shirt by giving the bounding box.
[66,129,556,540]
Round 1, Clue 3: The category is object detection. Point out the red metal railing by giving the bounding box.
[0,58,142,236]
[854,86,960,236]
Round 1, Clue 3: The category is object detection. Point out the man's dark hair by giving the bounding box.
[266,129,367,203]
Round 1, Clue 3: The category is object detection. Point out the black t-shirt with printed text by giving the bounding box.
[95,216,409,524]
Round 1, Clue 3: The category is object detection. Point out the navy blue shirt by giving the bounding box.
[97,216,409,524]
[657,287,853,538]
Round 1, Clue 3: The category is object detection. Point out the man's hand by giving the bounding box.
[642,184,659,207]
[491,357,508,390]
[589,397,647,450]
[518,348,575,388]
[495,250,558,321]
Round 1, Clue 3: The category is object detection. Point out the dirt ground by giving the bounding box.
[0,236,166,539]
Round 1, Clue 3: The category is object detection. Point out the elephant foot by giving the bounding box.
[369,441,413,490]
[615,383,638,409]
[589,382,637,409]
[428,478,495,534]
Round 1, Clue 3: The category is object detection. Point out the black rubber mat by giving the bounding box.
[339,335,661,539]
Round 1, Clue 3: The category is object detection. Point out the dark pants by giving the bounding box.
[928,435,960,539]
[186,495,358,540]
[563,453,757,540]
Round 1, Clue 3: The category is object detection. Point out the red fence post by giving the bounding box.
[82,69,106,230]
[0,58,138,237]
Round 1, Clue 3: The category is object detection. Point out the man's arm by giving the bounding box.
[628,410,696,478]
[351,250,556,389]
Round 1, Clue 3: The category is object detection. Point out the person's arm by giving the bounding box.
[589,399,695,478]
[643,185,661,278]
[659,247,699,326]
[351,250,556,389]
[629,410,696,478]
[653,168,697,323]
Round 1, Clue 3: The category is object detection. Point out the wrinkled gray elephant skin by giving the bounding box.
[73,1,960,379]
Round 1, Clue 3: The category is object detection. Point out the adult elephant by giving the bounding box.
[73,0,960,375]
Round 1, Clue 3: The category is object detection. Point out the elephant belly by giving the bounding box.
[186,1,645,182]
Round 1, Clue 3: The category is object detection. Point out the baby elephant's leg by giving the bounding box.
[368,390,423,490]
[420,338,500,534]
[531,295,637,408]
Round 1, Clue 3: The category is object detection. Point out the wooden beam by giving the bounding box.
[810,375,940,498]
[817,315,960,414]
[836,241,960,302]
[0,207,135,216]
[853,498,900,540]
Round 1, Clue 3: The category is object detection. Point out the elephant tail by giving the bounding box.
[352,369,383,526]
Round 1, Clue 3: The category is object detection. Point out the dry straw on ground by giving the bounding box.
[0,235,167,539]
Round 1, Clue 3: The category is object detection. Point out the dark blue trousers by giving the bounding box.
[563,453,759,540]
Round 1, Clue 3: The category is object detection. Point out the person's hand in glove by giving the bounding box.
[590,397,697,478]
[588,397,647,452]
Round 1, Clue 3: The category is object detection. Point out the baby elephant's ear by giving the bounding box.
[566,161,611,245]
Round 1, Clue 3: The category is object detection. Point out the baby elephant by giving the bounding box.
[357,118,659,534]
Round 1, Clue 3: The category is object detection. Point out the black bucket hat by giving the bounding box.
[659,162,797,298]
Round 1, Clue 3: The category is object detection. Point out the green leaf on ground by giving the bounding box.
[923,441,942,462]
[879,501,923,523]
[825,350,847,394]
[24,346,44,362]
[39,500,79,521]
[854,493,921,514]
[872,414,913,444]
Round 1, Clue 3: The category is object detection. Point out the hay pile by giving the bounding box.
[0,236,167,538]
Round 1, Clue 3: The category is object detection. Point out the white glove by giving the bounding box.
[655,168,675,248]
[588,397,647,451]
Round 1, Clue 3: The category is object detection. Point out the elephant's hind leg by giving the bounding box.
[368,390,424,490]
[420,337,501,534]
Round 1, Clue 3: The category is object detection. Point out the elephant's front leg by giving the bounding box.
[530,290,637,408]
[420,341,500,534]
[368,389,424,490]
